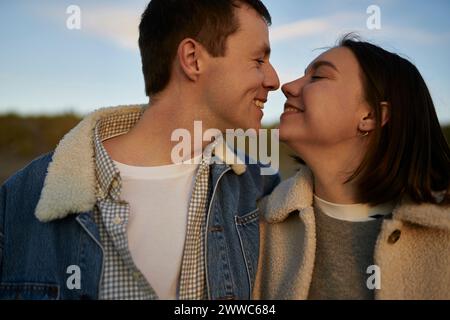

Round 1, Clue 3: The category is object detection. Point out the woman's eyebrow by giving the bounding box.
[305,60,339,74]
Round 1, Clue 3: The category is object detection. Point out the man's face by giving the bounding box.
[202,5,280,132]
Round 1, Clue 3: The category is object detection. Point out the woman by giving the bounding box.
[254,36,450,300]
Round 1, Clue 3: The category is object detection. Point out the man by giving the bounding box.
[0,0,280,300]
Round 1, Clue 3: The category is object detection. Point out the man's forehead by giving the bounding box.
[234,4,269,33]
[232,8,269,41]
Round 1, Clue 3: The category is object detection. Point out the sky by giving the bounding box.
[0,0,449,125]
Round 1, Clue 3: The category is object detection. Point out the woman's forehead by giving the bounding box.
[308,47,360,74]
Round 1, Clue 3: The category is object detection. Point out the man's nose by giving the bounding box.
[263,63,280,91]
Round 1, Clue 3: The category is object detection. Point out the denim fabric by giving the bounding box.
[0,153,279,300]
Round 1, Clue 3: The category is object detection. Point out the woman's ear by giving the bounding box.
[358,110,376,133]
[176,38,202,82]
[358,101,390,133]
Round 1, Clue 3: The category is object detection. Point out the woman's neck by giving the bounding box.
[291,142,365,204]
[312,164,359,204]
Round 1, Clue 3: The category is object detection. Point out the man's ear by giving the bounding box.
[358,101,390,132]
[177,38,203,82]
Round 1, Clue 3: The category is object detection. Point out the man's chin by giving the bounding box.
[241,122,261,133]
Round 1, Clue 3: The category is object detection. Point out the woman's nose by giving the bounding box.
[281,78,302,98]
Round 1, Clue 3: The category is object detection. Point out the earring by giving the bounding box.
[359,131,369,137]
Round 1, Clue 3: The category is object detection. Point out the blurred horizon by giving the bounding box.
[1,0,450,125]
[1,112,449,185]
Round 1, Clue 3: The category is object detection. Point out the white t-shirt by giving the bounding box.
[114,156,201,300]
[313,194,395,222]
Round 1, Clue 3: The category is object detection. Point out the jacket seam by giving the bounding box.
[76,215,105,299]
[0,185,6,280]
[204,167,231,300]
[0,282,61,299]
[234,216,252,299]
[235,208,259,225]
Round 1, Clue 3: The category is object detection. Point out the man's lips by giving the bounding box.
[254,98,267,110]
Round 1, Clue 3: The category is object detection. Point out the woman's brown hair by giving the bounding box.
[340,35,450,205]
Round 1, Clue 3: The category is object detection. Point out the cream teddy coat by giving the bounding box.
[254,166,450,300]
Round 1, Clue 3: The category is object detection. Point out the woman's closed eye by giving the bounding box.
[311,75,326,81]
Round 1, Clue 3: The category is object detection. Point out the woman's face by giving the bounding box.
[279,47,372,150]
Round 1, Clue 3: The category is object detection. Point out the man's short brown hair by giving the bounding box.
[138,0,271,97]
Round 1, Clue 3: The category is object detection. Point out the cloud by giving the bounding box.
[35,3,143,51]
[37,5,450,51]
[270,12,365,43]
[378,26,450,45]
[269,11,450,46]
[270,19,330,42]
[81,6,142,50]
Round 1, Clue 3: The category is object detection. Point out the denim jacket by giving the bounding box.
[0,106,280,300]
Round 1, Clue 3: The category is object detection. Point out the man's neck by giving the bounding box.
[103,101,216,167]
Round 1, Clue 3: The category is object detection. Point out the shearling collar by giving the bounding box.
[260,165,450,231]
[259,165,314,224]
[35,105,246,222]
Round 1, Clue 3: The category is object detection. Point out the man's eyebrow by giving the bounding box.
[305,60,339,74]
[263,44,271,57]
[255,43,271,57]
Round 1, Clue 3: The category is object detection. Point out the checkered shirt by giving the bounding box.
[93,109,213,300]
[178,142,216,300]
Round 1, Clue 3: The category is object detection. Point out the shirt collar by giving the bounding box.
[93,112,247,202]
[93,109,144,201]
[313,194,395,222]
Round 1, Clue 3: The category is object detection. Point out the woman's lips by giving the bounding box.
[283,103,304,114]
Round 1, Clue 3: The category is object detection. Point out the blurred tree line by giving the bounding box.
[0,113,450,184]
[0,113,81,184]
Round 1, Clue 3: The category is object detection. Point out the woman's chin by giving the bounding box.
[279,122,299,143]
